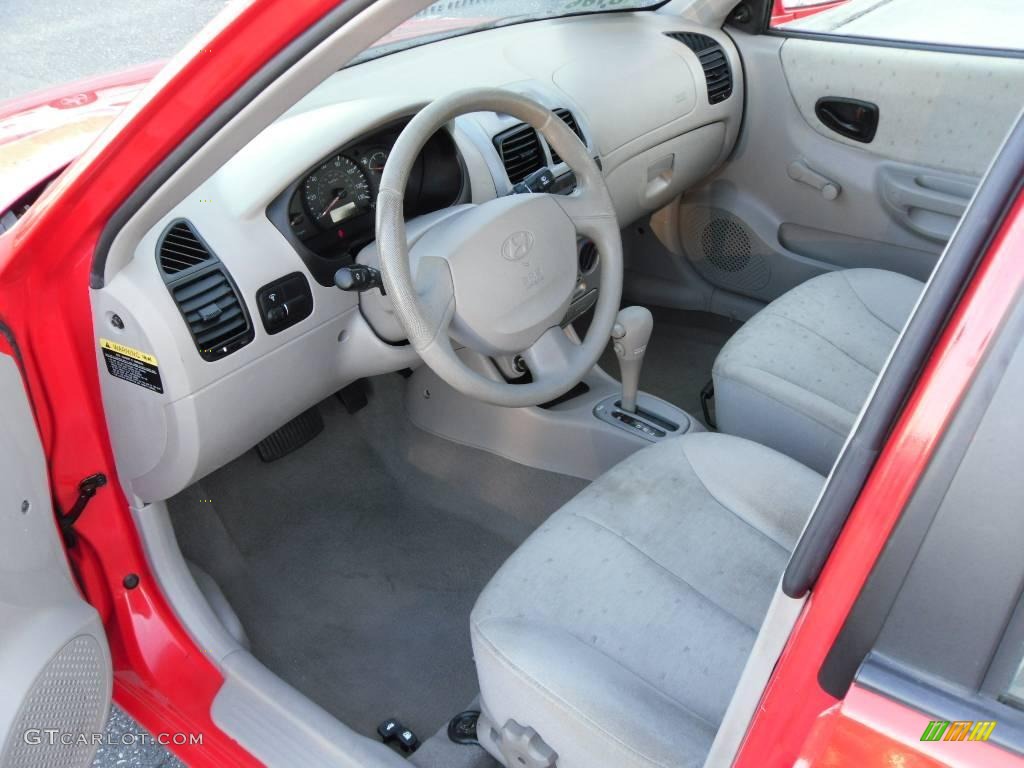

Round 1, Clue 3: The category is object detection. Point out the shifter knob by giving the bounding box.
[611,306,653,414]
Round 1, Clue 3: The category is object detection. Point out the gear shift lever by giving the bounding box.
[611,306,653,414]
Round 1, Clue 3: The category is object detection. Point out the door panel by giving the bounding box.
[664,31,1024,307]
[780,38,1023,176]
[0,353,112,768]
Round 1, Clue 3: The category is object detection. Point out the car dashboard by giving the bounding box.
[92,10,744,503]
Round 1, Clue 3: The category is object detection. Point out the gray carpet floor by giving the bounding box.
[169,374,586,744]
[168,307,737,759]
[597,306,741,425]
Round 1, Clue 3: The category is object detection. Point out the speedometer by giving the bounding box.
[302,155,372,228]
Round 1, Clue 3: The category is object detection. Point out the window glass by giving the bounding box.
[355,0,665,65]
[1,2,239,103]
[770,0,1024,51]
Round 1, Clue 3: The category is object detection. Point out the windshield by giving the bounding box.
[355,0,665,65]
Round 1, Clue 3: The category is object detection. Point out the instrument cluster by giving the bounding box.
[268,120,463,286]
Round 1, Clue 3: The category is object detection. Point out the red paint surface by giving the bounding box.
[799,685,1024,768]
[0,1,350,765]
[734,194,1024,766]
[770,0,849,26]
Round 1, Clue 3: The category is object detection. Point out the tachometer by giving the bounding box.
[302,155,372,227]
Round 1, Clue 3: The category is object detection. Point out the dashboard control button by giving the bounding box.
[257,273,313,334]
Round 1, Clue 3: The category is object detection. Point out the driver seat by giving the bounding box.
[470,432,824,768]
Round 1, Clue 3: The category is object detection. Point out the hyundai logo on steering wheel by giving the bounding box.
[501,230,534,262]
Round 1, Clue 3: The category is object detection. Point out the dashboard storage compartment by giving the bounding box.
[605,123,726,225]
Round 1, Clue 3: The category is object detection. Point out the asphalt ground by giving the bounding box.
[1,0,230,100]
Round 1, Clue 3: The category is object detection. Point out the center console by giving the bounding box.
[404,321,701,481]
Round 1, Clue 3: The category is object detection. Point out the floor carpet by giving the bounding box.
[169,374,586,743]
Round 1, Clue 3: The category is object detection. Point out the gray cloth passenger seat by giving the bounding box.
[713,268,922,474]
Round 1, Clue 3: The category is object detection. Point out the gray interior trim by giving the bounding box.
[213,652,408,768]
[782,110,1024,599]
[765,28,1024,60]
[90,0,378,288]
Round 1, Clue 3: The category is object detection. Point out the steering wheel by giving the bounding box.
[376,88,622,407]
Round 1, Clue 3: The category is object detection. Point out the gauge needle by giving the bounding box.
[319,195,341,218]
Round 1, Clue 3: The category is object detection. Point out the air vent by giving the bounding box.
[666,32,733,105]
[494,123,544,184]
[158,220,213,274]
[158,219,254,361]
[550,108,585,165]
[578,239,599,274]
[170,267,253,360]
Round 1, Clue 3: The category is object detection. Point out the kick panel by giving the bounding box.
[678,205,774,298]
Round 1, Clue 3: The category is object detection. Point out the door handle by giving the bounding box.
[815,97,879,143]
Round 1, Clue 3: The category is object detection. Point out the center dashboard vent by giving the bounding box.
[549,108,585,165]
[666,32,733,105]
[157,219,254,361]
[493,122,544,184]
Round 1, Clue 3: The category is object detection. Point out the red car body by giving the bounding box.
[769,0,850,26]
[0,1,1019,767]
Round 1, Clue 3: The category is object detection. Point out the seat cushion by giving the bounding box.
[471,432,824,768]
[713,268,922,474]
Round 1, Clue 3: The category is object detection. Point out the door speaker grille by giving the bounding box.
[2,635,109,768]
[701,218,751,272]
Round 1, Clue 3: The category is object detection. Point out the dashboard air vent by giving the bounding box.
[158,220,213,274]
[549,108,585,165]
[157,219,254,361]
[494,123,544,184]
[170,267,253,360]
[666,32,733,105]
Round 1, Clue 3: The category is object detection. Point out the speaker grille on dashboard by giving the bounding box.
[2,635,109,768]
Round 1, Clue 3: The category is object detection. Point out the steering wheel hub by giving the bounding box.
[410,194,578,355]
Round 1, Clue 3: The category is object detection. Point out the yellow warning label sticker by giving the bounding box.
[100,338,164,394]
[100,338,158,366]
